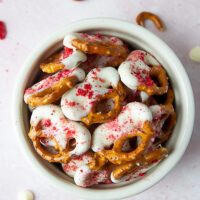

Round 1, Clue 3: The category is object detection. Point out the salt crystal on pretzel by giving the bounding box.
[118,50,168,95]
[24,68,85,107]
[61,67,121,121]
[74,165,110,187]
[62,152,93,177]
[29,105,91,163]
[92,102,152,152]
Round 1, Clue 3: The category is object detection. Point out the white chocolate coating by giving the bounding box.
[24,68,85,103]
[140,91,149,102]
[18,190,34,200]
[30,105,91,156]
[61,67,120,121]
[92,102,152,152]
[60,50,87,70]
[118,50,160,90]
[150,105,166,137]
[189,46,200,63]
[79,54,121,74]
[62,153,92,177]
[74,165,110,187]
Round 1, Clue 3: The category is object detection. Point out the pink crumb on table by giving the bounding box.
[0,21,7,40]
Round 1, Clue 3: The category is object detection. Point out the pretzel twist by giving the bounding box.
[27,76,78,107]
[40,52,65,73]
[81,81,126,126]
[71,39,128,58]
[96,121,154,165]
[113,147,168,179]
[28,125,70,164]
[137,66,168,96]
[136,11,165,32]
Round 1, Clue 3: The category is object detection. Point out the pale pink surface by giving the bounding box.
[0,0,199,199]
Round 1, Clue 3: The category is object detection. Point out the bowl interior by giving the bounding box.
[16,19,194,200]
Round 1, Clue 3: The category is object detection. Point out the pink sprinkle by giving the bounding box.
[96,33,102,39]
[62,47,73,59]
[43,119,51,127]
[76,88,87,96]
[52,126,57,131]
[139,173,145,177]
[84,84,92,90]
[99,78,105,83]
[5,69,8,72]
[88,91,94,99]
[96,68,101,72]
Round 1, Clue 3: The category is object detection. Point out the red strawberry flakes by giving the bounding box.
[0,21,7,40]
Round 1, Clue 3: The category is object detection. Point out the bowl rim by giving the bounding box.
[12,17,195,200]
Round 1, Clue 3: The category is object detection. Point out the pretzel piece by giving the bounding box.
[29,125,70,164]
[71,39,128,58]
[27,76,78,107]
[164,88,174,105]
[137,65,168,96]
[136,11,165,32]
[113,147,168,179]
[88,153,107,171]
[81,81,126,126]
[97,121,154,165]
[40,52,65,73]
[157,104,176,143]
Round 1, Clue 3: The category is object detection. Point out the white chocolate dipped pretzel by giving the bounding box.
[118,50,168,95]
[24,68,85,107]
[61,67,126,125]
[29,104,91,164]
[92,102,152,152]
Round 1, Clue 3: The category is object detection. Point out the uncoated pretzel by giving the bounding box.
[136,11,165,32]
[71,39,128,58]
[112,147,168,179]
[40,52,65,73]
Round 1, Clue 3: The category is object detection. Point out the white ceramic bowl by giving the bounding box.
[12,18,195,200]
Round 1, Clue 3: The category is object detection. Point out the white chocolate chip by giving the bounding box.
[18,190,34,200]
[189,46,200,62]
